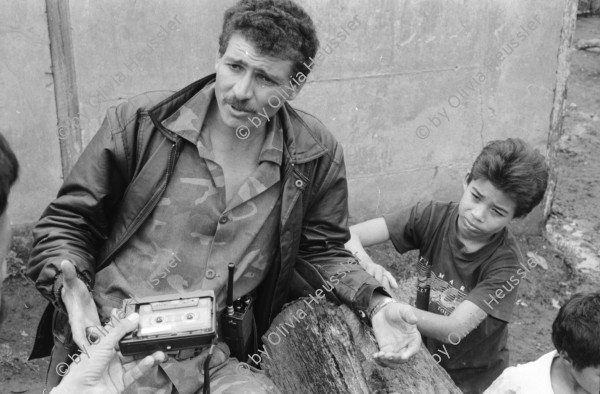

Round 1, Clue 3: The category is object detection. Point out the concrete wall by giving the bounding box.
[294,0,562,232]
[0,2,63,224]
[1,0,568,232]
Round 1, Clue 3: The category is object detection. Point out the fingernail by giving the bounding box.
[85,326,101,344]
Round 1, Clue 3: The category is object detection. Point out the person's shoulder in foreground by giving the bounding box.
[0,132,19,322]
[484,292,600,394]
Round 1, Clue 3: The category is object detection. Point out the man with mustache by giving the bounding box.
[27,1,421,392]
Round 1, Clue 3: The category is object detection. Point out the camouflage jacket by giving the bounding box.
[27,74,384,359]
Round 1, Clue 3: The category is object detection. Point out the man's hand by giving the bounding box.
[60,259,102,349]
[371,301,421,367]
[50,311,166,394]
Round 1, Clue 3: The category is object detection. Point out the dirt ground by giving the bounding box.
[1,15,599,394]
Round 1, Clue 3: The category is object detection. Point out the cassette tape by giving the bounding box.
[119,290,216,356]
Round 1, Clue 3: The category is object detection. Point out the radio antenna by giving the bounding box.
[226,263,235,315]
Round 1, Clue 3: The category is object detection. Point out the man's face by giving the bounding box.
[214,33,298,131]
[457,177,516,241]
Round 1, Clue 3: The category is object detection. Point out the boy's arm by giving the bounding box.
[346,218,398,289]
[412,300,488,344]
[415,245,523,343]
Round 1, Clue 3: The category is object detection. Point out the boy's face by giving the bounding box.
[457,177,516,241]
[214,33,298,132]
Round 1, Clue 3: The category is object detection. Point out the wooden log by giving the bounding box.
[261,299,462,394]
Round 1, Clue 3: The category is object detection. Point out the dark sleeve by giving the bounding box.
[383,200,435,253]
[297,141,388,315]
[26,104,135,308]
[465,248,523,323]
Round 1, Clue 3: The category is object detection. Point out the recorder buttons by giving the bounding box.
[205,269,216,279]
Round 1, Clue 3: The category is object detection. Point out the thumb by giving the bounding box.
[104,312,139,347]
[83,313,138,359]
[60,259,78,287]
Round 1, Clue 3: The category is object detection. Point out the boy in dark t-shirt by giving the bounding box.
[345,138,549,394]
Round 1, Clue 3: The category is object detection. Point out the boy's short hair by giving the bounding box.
[218,0,320,77]
[0,133,19,215]
[552,292,600,370]
[467,138,548,218]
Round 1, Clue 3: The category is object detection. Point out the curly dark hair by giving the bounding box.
[466,138,549,218]
[218,0,320,77]
[552,292,600,370]
[0,133,19,215]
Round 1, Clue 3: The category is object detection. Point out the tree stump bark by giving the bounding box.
[260,299,462,394]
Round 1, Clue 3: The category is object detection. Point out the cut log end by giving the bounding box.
[260,299,462,394]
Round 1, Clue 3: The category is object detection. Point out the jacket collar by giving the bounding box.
[147,74,329,165]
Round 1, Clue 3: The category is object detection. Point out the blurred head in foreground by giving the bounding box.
[0,132,19,324]
[552,292,600,393]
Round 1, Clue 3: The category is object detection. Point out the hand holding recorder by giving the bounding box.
[49,311,166,394]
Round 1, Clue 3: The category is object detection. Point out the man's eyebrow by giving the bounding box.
[223,56,282,83]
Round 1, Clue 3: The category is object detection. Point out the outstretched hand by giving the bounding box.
[60,259,102,350]
[50,311,166,394]
[371,301,421,367]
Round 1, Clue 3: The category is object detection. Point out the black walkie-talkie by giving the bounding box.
[221,263,254,362]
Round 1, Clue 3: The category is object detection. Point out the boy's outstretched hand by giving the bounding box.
[50,311,166,394]
[371,301,421,368]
